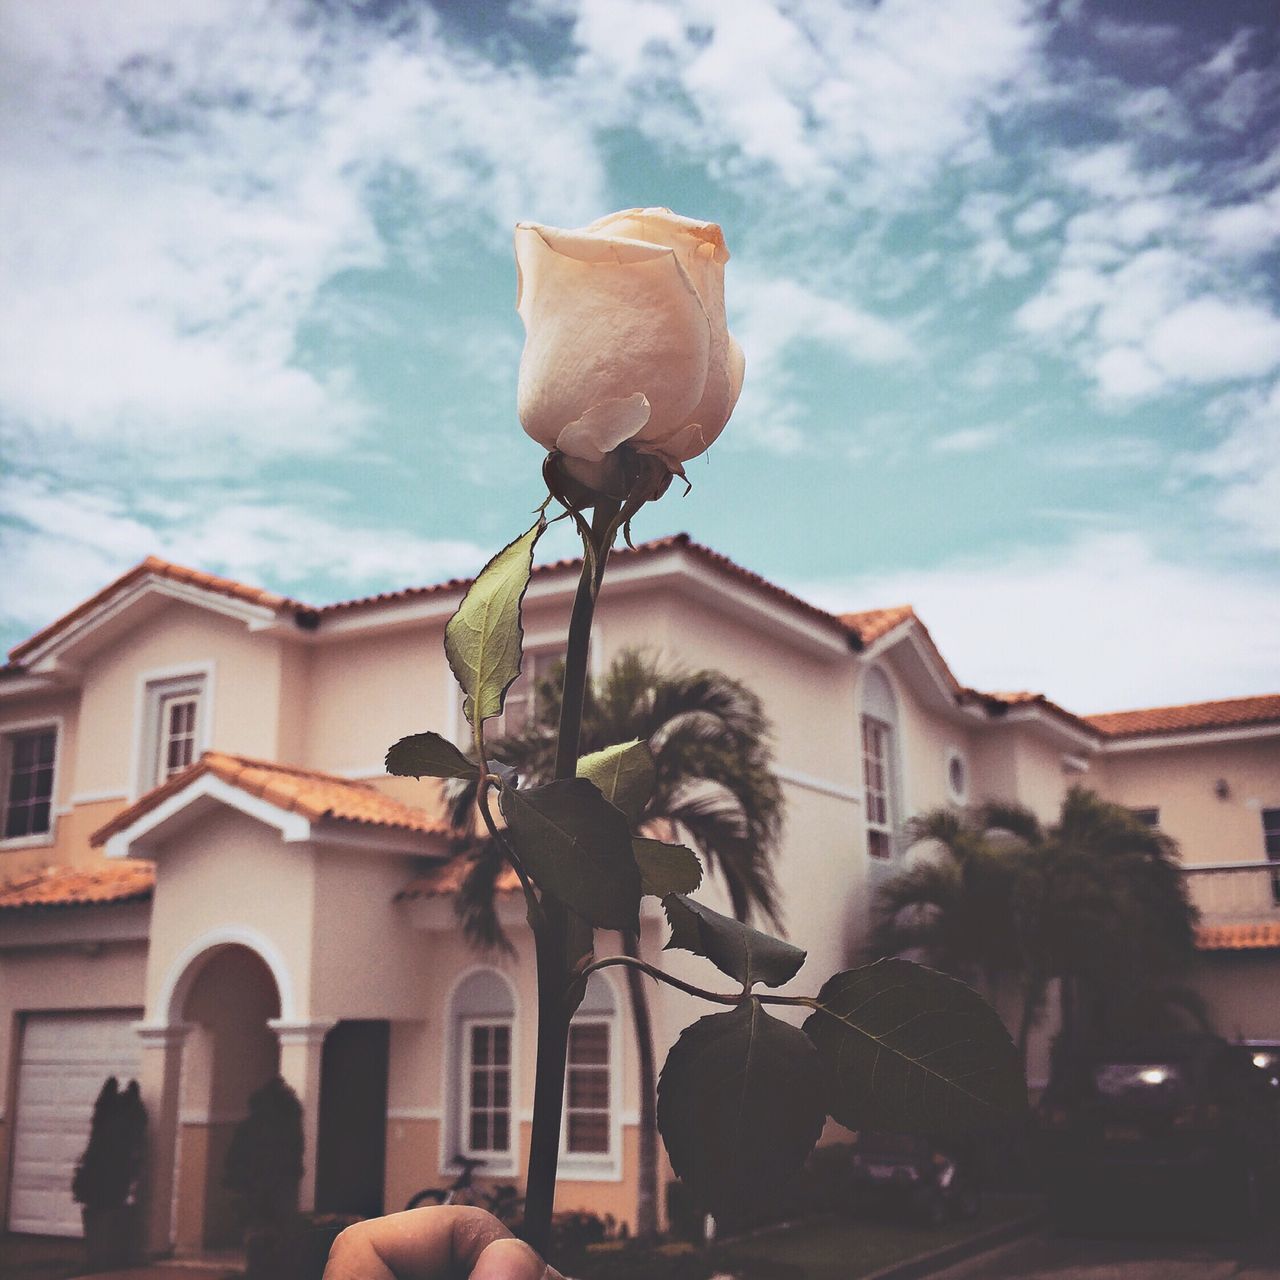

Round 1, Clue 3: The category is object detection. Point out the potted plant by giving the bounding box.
[224,1075,305,1279]
[72,1077,147,1271]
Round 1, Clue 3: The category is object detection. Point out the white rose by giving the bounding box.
[515,207,744,482]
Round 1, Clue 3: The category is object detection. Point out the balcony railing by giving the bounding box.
[1182,861,1280,923]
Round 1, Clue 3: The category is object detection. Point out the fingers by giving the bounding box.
[324,1205,559,1280]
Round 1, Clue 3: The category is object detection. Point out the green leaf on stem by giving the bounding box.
[633,838,703,898]
[446,517,545,728]
[663,894,806,990]
[499,778,641,932]
[576,739,655,826]
[657,999,826,1216]
[384,731,479,780]
[802,957,1026,1137]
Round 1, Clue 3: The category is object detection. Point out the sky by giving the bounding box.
[1,0,1278,714]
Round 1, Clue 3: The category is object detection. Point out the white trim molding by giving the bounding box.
[1098,723,1280,753]
[155,925,299,1025]
[269,1017,338,1047]
[774,766,861,804]
[386,1106,443,1123]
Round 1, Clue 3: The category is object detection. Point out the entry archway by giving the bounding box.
[174,944,282,1251]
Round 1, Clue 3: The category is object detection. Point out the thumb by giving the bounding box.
[469,1236,562,1280]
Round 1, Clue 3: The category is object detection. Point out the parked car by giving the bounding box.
[846,1131,982,1226]
[1038,1032,1280,1232]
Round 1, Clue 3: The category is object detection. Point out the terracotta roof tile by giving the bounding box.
[91,752,451,847]
[1196,921,1280,951]
[1086,694,1280,738]
[317,533,853,643]
[0,861,154,910]
[839,604,916,646]
[396,858,522,902]
[9,556,302,663]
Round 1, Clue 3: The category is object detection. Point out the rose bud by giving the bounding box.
[515,208,744,494]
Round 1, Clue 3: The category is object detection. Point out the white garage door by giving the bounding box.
[8,1011,142,1237]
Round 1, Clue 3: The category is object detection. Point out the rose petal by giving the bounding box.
[555,393,651,462]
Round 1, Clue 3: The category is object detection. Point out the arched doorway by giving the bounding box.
[175,944,281,1251]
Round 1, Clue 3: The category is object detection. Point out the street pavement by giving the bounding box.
[929,1230,1280,1280]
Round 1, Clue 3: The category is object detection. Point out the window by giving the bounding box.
[560,973,620,1175]
[946,750,967,804]
[3,727,57,840]
[862,716,894,859]
[499,650,563,738]
[139,672,207,793]
[1129,807,1160,827]
[158,692,199,782]
[1263,809,1280,906]
[564,1021,611,1155]
[447,970,517,1174]
[462,1021,512,1156]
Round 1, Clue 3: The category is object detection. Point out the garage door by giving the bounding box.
[8,1011,142,1236]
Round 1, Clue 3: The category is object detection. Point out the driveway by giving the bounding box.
[928,1231,1280,1280]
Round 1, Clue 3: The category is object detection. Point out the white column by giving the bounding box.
[134,1022,192,1257]
[269,1018,337,1212]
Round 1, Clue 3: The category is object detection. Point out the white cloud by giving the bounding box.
[1011,198,1060,237]
[797,533,1280,711]
[0,0,606,472]
[1015,138,1280,402]
[931,426,1003,454]
[555,0,1047,204]
[0,474,489,641]
[726,270,913,453]
[1191,378,1280,552]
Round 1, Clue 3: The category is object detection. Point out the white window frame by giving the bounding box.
[862,714,895,859]
[559,997,622,1181]
[561,1017,613,1158]
[0,716,63,849]
[131,664,214,800]
[459,1017,515,1161]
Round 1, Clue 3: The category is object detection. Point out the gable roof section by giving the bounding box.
[0,861,155,910]
[1085,694,1280,739]
[92,751,450,851]
[840,604,916,647]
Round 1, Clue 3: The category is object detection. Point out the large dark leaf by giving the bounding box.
[663,894,805,989]
[657,999,826,1216]
[499,779,641,931]
[633,838,703,898]
[385,731,479,780]
[445,518,544,728]
[576,739,655,826]
[802,958,1025,1137]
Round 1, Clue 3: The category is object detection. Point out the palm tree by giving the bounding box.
[873,788,1199,1068]
[446,649,784,1237]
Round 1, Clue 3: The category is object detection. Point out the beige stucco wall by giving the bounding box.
[1190,952,1280,1042]
[75,601,288,799]
[1093,735,1280,864]
[143,809,316,1022]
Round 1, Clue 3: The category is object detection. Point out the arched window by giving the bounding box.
[447,970,517,1173]
[561,973,621,1179]
[860,667,901,860]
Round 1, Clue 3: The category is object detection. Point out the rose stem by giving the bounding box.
[522,495,620,1259]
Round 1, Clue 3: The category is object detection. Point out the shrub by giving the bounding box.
[72,1077,146,1211]
[224,1075,304,1230]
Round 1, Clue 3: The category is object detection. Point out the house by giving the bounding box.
[0,535,1276,1253]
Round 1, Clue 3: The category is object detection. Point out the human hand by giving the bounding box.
[323,1206,566,1280]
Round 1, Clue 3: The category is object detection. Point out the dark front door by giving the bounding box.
[316,1020,390,1217]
